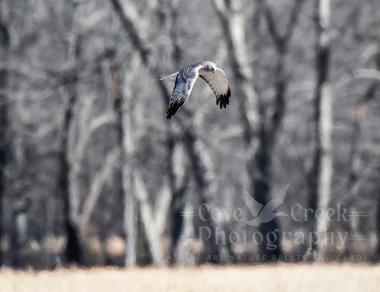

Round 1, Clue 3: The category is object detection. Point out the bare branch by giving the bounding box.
[212,0,259,145]
[110,0,150,65]
[353,69,380,81]
[258,0,305,50]
[257,0,282,46]
[134,173,166,266]
[283,0,305,42]
[79,149,119,230]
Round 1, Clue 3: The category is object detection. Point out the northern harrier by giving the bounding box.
[160,61,231,119]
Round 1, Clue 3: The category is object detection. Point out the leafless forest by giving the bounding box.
[0,0,379,270]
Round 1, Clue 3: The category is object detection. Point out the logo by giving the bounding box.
[180,183,370,256]
[243,184,289,226]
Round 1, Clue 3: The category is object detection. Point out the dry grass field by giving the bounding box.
[0,264,379,292]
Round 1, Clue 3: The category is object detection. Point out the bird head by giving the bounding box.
[202,61,216,73]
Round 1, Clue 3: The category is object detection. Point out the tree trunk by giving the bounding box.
[110,0,227,264]
[377,188,380,261]
[182,128,232,264]
[166,0,192,265]
[214,0,287,261]
[373,50,380,261]
[59,76,83,265]
[110,63,139,267]
[167,142,190,265]
[310,0,333,261]
[213,0,260,146]
[59,37,83,265]
[0,16,10,267]
[250,137,283,260]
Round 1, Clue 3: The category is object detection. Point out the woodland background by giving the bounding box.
[0,0,380,269]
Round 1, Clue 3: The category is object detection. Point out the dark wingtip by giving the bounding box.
[166,102,183,120]
[166,109,174,120]
[217,87,231,110]
[226,86,231,98]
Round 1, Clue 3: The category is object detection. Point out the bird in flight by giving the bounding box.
[160,61,231,119]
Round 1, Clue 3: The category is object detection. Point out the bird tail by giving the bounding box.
[159,72,179,81]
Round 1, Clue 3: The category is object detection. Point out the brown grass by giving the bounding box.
[0,264,379,292]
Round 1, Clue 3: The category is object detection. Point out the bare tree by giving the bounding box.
[53,1,118,265]
[134,173,171,266]
[348,45,380,260]
[2,0,380,269]
[58,45,83,265]
[214,0,304,260]
[109,61,139,267]
[57,2,86,264]
[309,0,334,261]
[164,0,193,265]
[0,6,10,266]
[371,49,380,261]
[110,0,231,264]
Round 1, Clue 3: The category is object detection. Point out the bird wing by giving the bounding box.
[166,66,199,119]
[261,184,289,215]
[242,185,264,218]
[199,68,231,109]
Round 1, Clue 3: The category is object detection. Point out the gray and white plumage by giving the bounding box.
[160,61,231,119]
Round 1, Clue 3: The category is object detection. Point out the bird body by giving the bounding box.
[160,61,231,119]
